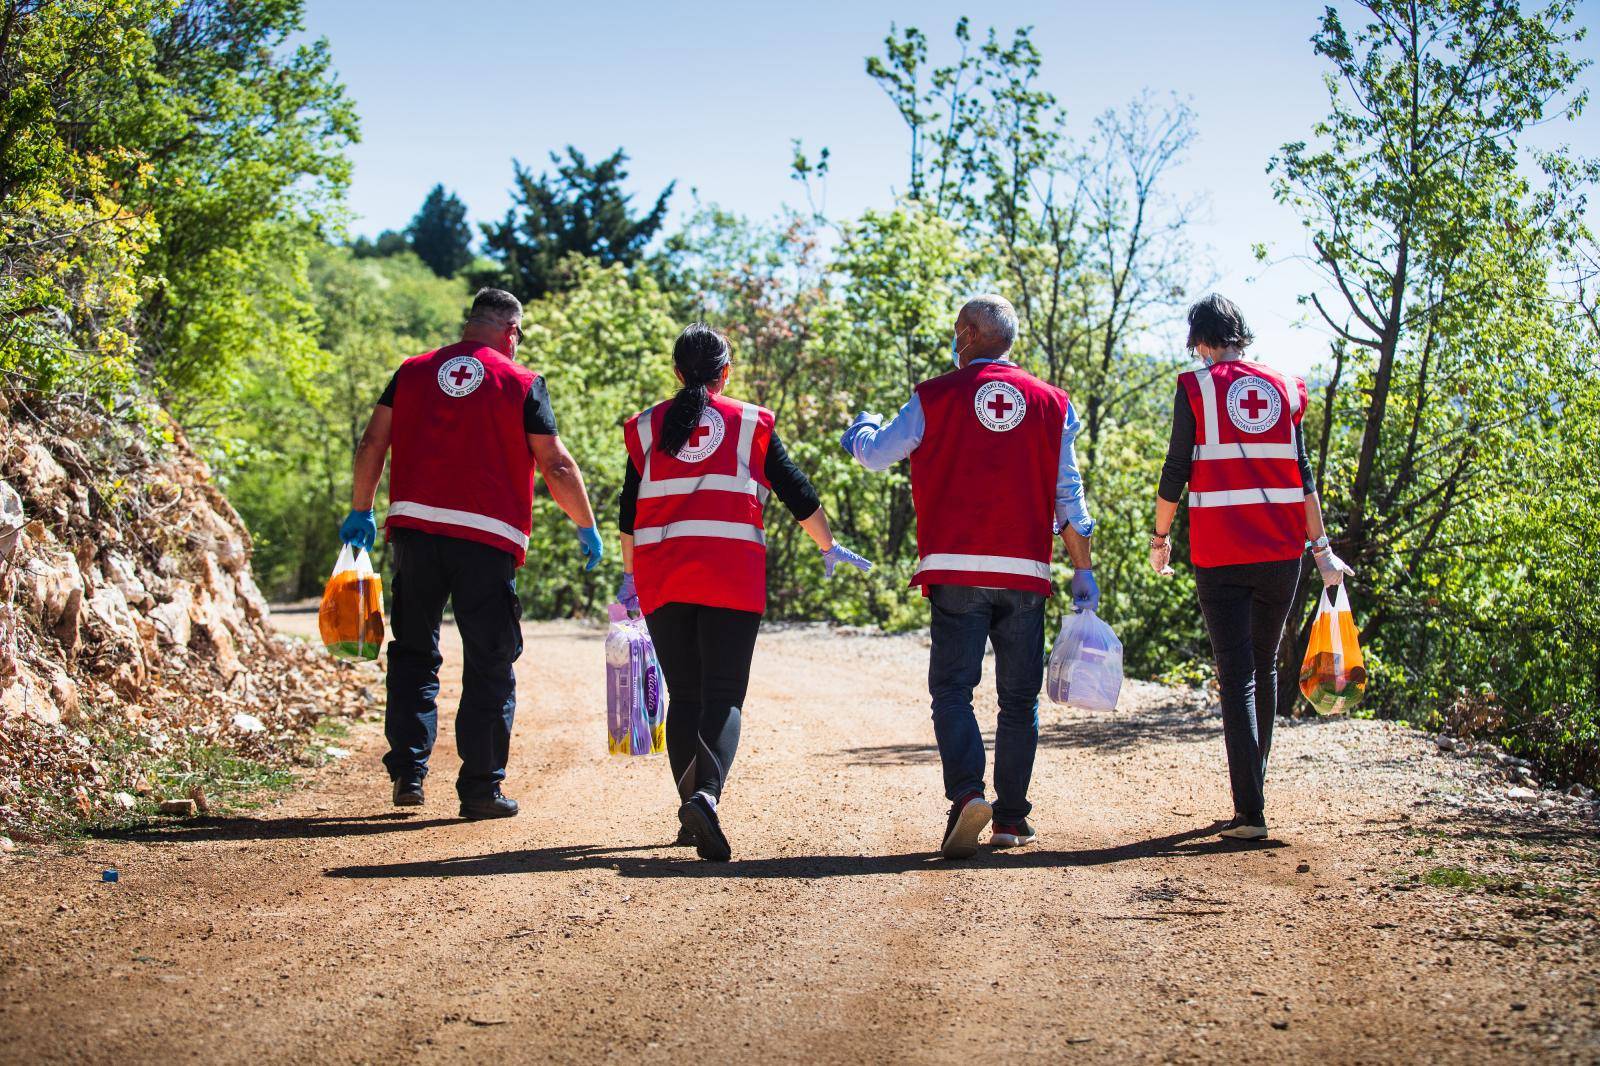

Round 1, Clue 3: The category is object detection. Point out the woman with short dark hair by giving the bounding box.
[616,324,871,860]
[1149,294,1353,840]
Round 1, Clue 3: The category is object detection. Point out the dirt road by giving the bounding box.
[2,617,1596,1063]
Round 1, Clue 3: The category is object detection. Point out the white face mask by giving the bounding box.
[951,333,963,369]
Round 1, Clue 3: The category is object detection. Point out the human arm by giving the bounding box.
[775,434,870,576]
[340,402,393,550]
[1149,385,1193,576]
[530,432,601,569]
[840,394,925,471]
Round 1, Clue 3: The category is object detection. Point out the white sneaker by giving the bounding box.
[1218,814,1269,841]
[941,794,993,859]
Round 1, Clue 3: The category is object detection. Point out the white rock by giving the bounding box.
[148,587,193,647]
[1507,786,1538,802]
[0,480,23,562]
[325,746,350,759]
[231,712,266,733]
[112,791,136,810]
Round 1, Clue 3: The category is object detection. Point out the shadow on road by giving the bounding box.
[838,706,1224,766]
[323,819,1281,880]
[93,812,460,843]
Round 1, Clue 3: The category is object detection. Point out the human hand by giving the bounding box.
[617,572,639,613]
[1312,539,1353,588]
[1070,568,1100,613]
[821,542,873,578]
[1149,535,1174,576]
[339,509,377,552]
[577,525,604,572]
[838,411,884,457]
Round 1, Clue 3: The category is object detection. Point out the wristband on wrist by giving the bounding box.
[1151,529,1170,541]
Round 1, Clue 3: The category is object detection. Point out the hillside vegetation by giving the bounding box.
[1,0,1596,824]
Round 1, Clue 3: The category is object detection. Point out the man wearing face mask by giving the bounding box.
[839,294,1096,859]
[340,287,603,821]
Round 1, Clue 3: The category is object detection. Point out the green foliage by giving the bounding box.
[351,231,411,259]
[1269,0,1597,780]
[480,147,674,299]
[222,247,467,597]
[406,184,474,278]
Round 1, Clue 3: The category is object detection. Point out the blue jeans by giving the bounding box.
[927,585,1046,825]
[383,529,524,801]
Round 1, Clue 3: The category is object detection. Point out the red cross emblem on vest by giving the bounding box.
[1224,374,1282,433]
[973,380,1027,432]
[437,354,485,398]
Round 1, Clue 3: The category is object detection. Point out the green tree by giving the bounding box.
[351,231,411,259]
[481,147,674,299]
[223,247,467,597]
[1268,0,1594,753]
[405,184,473,278]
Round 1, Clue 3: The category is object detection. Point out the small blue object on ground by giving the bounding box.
[102,868,118,883]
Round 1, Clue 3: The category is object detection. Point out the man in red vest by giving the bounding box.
[841,294,1097,859]
[341,288,602,820]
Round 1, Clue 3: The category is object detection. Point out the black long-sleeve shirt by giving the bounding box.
[617,431,821,534]
[1158,384,1317,503]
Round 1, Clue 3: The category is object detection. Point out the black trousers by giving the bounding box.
[644,602,762,804]
[1193,557,1302,818]
[383,528,523,800]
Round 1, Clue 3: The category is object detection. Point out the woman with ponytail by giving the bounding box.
[618,324,871,860]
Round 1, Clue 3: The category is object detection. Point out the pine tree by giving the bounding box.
[481,147,674,298]
[405,184,473,278]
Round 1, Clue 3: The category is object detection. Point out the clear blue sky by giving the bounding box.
[302,1,1599,374]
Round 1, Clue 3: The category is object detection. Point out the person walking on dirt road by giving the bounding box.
[616,324,872,861]
[341,287,603,821]
[1148,293,1353,841]
[840,294,1097,859]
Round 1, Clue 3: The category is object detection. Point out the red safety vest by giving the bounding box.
[623,394,775,615]
[908,361,1068,596]
[385,342,539,565]
[1178,358,1309,568]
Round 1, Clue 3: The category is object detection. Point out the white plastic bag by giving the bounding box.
[1046,609,1124,710]
[604,603,666,756]
[318,545,383,661]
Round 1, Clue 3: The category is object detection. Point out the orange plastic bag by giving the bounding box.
[319,545,384,661]
[1299,584,1367,716]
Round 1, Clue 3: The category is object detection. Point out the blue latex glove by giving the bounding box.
[821,542,873,578]
[1070,568,1100,613]
[577,526,604,571]
[618,572,639,613]
[838,411,883,457]
[339,509,377,552]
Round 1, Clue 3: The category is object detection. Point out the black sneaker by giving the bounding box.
[393,779,425,808]
[941,792,993,859]
[677,794,731,861]
[459,790,519,821]
[1218,811,1269,840]
[673,822,696,847]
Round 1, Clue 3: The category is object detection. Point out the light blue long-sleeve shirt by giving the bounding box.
[845,358,1096,537]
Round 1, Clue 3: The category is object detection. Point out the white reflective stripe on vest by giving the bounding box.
[1188,487,1306,508]
[1194,366,1219,444]
[638,474,765,499]
[913,552,1051,581]
[386,501,529,547]
[636,410,656,480]
[1192,442,1299,461]
[633,520,767,547]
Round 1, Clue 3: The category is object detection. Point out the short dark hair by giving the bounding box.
[1185,293,1254,351]
[467,287,523,328]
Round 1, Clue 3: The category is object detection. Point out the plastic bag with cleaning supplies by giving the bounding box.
[605,603,666,756]
[1299,584,1368,716]
[1046,609,1124,710]
[318,545,384,661]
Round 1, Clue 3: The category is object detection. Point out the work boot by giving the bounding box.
[459,789,519,821]
[393,779,424,808]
